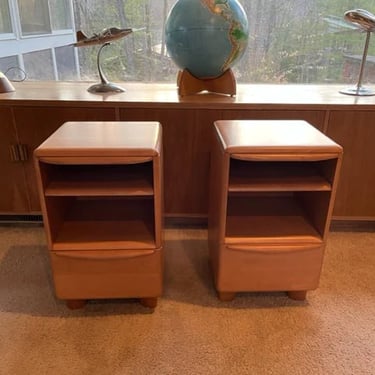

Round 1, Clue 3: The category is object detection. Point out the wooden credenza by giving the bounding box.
[1,81,375,223]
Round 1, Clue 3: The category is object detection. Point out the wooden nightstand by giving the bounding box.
[34,121,163,309]
[208,120,342,301]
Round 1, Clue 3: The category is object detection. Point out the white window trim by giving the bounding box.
[1,0,76,57]
[0,33,16,41]
[1,0,79,81]
[0,33,76,58]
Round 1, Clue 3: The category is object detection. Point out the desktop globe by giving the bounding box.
[165,0,249,80]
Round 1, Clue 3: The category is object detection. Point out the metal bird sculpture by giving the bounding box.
[340,9,375,96]
[344,9,375,32]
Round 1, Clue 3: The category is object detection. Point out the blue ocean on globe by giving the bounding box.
[165,0,249,79]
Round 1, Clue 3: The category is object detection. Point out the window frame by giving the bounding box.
[0,0,78,81]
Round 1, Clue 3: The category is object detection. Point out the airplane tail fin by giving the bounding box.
[76,30,87,41]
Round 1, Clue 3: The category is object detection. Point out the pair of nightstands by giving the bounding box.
[34,120,342,308]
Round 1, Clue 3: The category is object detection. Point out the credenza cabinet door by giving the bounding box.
[327,111,375,219]
[0,108,30,212]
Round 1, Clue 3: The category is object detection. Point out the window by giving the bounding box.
[71,0,375,85]
[0,0,12,34]
[0,55,19,79]
[0,0,77,81]
[1,0,375,85]
[23,49,54,79]
[18,0,52,36]
[49,0,72,30]
[55,45,78,80]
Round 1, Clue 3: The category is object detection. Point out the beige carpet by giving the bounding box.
[0,224,374,375]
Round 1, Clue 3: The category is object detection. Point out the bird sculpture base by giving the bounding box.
[177,69,236,97]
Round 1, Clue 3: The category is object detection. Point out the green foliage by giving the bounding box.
[73,0,375,84]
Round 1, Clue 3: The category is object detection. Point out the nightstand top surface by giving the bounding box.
[214,120,342,154]
[34,121,161,157]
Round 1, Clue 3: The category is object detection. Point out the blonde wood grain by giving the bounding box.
[34,122,161,158]
[50,247,163,300]
[34,121,164,304]
[15,106,116,212]
[38,156,153,164]
[0,107,30,212]
[215,120,342,154]
[228,160,332,192]
[1,82,373,220]
[208,120,342,300]
[3,81,375,109]
[327,111,375,218]
[42,162,154,197]
[54,249,156,259]
[177,69,236,96]
[230,153,339,161]
[225,195,324,245]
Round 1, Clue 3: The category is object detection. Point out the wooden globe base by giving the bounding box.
[177,69,236,97]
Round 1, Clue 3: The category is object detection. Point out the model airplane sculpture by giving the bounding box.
[72,27,138,93]
[340,9,375,96]
[344,9,375,32]
[73,27,133,47]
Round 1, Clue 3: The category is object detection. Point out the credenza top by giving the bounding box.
[1,81,375,110]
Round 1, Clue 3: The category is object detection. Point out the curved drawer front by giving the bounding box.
[50,247,163,299]
[217,244,324,292]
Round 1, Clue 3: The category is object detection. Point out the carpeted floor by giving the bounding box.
[0,225,374,375]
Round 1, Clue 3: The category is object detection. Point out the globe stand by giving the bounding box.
[177,69,236,97]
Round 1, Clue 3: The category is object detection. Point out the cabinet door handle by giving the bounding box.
[9,144,29,162]
[9,144,20,162]
[17,144,29,161]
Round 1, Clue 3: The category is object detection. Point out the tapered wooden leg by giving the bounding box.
[287,291,307,301]
[66,299,87,309]
[140,297,158,308]
[218,291,236,302]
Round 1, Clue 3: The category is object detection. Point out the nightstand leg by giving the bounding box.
[66,299,87,309]
[287,291,307,301]
[218,291,236,301]
[140,297,158,308]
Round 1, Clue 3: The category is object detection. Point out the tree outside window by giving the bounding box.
[1,0,375,85]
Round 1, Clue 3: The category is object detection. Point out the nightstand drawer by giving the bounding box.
[50,247,163,299]
[216,244,324,292]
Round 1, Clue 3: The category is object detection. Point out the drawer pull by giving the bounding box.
[226,244,320,254]
[53,249,155,260]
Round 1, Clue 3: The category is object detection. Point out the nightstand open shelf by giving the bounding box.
[225,194,324,245]
[47,197,156,251]
[229,159,335,192]
[41,161,154,196]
